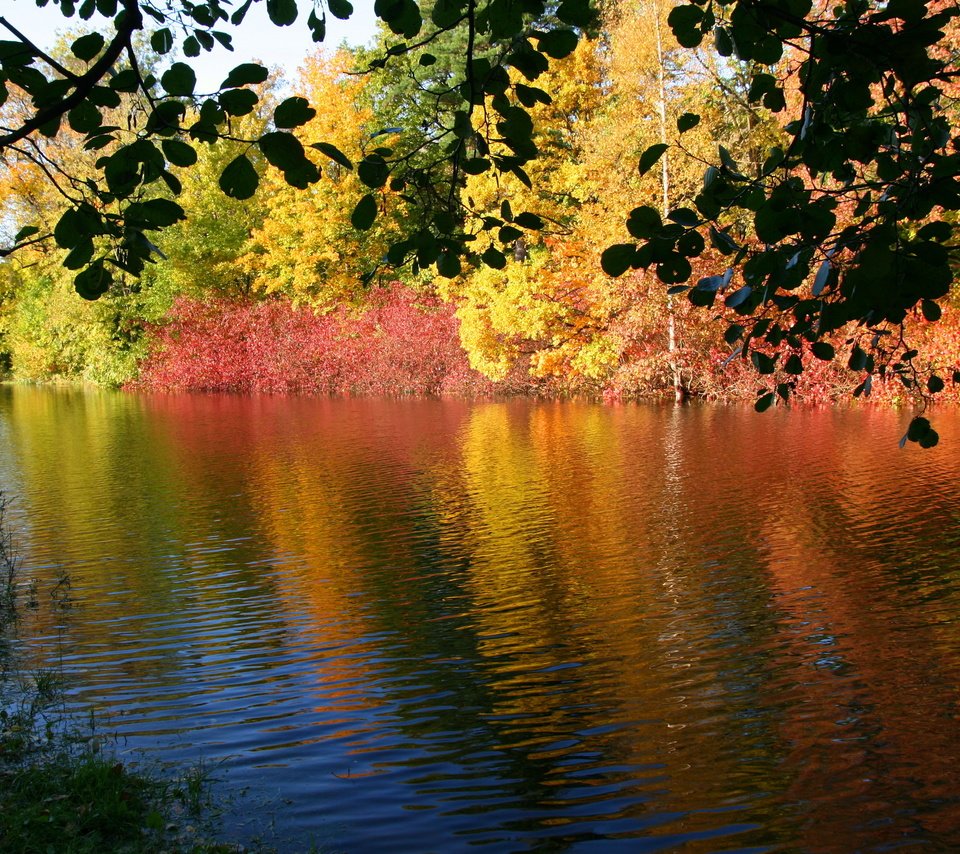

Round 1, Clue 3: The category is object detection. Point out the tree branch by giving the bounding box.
[0,0,144,149]
[0,16,78,81]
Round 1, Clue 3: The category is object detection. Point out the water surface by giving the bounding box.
[2,386,960,851]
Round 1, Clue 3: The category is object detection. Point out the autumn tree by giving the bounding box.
[236,50,403,307]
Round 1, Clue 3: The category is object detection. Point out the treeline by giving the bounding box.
[1,0,958,402]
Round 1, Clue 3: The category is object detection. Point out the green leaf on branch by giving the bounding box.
[514,212,543,230]
[432,0,464,27]
[437,250,461,278]
[677,112,700,133]
[358,155,390,188]
[311,142,353,170]
[535,29,579,59]
[274,97,316,129]
[811,341,835,361]
[626,206,661,239]
[267,0,298,26]
[221,63,269,88]
[14,226,40,243]
[219,154,259,200]
[601,244,637,277]
[638,143,668,176]
[219,88,259,116]
[330,0,354,19]
[668,4,705,48]
[482,246,507,269]
[351,194,377,230]
[74,261,112,300]
[921,299,942,322]
[71,32,105,62]
[151,29,174,55]
[138,198,186,227]
[161,139,197,167]
[161,63,196,97]
[755,391,775,412]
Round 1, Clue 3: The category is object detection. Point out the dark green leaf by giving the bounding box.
[307,9,327,42]
[221,63,269,88]
[139,198,186,227]
[811,341,835,361]
[109,69,140,92]
[928,375,945,393]
[656,254,691,284]
[311,142,353,169]
[907,416,931,442]
[677,112,700,133]
[71,32,105,61]
[536,29,578,59]
[725,285,752,308]
[784,354,803,375]
[151,28,173,55]
[274,96,316,129]
[557,0,594,27]
[514,212,543,230]
[482,246,507,269]
[68,101,102,134]
[601,244,637,277]
[14,226,39,243]
[258,131,305,170]
[75,261,113,300]
[752,351,777,374]
[358,154,390,188]
[219,154,259,199]
[626,206,661,239]
[267,0,298,25]
[921,299,942,322]
[219,88,258,116]
[715,26,733,57]
[330,0,354,18]
[161,139,197,167]
[755,391,775,412]
[638,143,668,176]
[668,4,705,48]
[351,194,378,230]
[161,63,196,97]
[667,207,699,227]
[437,250,461,278]
[63,238,94,270]
[848,345,868,371]
[432,0,463,27]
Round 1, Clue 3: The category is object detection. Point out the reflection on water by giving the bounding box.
[3,386,960,851]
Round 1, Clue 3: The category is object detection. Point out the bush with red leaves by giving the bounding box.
[133,284,498,396]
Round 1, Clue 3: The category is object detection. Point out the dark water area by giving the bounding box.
[2,385,960,852]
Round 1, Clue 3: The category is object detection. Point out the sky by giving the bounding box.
[4,0,381,91]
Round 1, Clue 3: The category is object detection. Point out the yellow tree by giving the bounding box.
[576,0,785,398]
[450,38,618,384]
[238,50,404,308]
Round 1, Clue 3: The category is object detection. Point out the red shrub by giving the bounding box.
[132,284,497,396]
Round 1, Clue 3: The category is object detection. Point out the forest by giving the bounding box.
[1,0,959,419]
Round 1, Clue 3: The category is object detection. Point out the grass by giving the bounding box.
[0,492,247,854]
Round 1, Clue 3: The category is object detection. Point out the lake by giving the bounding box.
[2,385,960,851]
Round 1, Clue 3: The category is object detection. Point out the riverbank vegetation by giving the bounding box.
[0,0,958,409]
